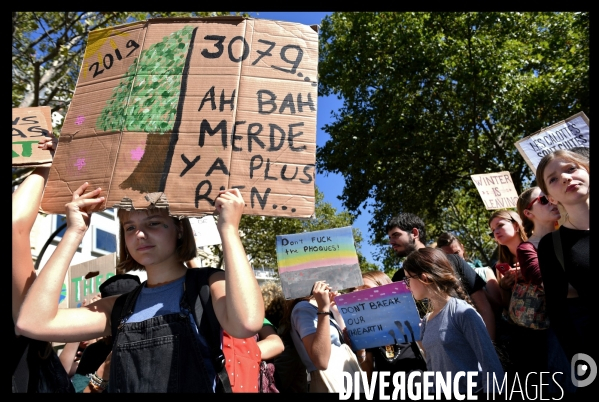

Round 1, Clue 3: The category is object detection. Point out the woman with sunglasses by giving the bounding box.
[516,187,561,286]
[535,150,593,395]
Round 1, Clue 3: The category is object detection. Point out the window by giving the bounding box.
[52,214,82,252]
[99,208,115,218]
[92,227,117,255]
[54,215,67,239]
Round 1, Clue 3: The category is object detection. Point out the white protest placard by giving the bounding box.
[515,112,589,175]
[189,216,221,247]
[471,171,519,210]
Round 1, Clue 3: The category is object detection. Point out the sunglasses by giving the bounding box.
[526,195,550,210]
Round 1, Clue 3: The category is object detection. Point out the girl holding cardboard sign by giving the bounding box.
[16,182,264,393]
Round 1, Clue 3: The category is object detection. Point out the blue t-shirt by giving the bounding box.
[125,275,217,390]
[290,301,342,372]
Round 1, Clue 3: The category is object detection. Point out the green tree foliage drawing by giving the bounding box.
[318,12,589,270]
[97,26,195,133]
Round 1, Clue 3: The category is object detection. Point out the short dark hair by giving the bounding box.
[385,213,427,244]
[436,232,468,260]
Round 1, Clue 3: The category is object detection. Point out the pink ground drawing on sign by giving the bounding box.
[75,115,85,125]
[74,158,86,170]
[130,146,145,161]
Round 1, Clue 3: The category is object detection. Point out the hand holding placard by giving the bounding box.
[311,280,333,312]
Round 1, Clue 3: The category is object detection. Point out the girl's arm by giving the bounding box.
[460,307,504,392]
[497,268,518,308]
[470,290,496,341]
[12,167,49,323]
[59,296,102,374]
[516,243,543,286]
[257,324,285,361]
[59,341,81,377]
[359,350,373,383]
[15,183,114,343]
[480,268,503,314]
[210,189,264,338]
[82,351,111,393]
[301,281,333,370]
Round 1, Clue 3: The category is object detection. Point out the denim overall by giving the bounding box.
[107,288,214,393]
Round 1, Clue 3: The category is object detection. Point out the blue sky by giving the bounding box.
[245,12,381,267]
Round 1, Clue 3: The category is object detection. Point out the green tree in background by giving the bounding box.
[12,11,236,186]
[211,186,379,273]
[12,12,237,111]
[318,12,589,270]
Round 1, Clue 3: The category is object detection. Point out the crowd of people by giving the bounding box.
[12,139,591,396]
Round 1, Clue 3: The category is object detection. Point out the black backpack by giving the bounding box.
[110,268,232,393]
[12,336,75,393]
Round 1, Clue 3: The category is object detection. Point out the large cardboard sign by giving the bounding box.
[276,226,363,300]
[335,282,421,351]
[189,216,222,247]
[41,17,318,218]
[471,171,519,210]
[12,106,54,167]
[515,112,589,175]
[58,253,116,308]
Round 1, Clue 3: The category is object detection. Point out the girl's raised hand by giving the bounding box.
[64,182,104,235]
[311,280,332,312]
[214,188,245,232]
[38,136,58,157]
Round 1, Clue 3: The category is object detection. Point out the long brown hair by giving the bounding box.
[403,247,472,308]
[261,281,286,329]
[516,187,538,239]
[362,270,392,286]
[488,210,527,265]
[279,296,312,338]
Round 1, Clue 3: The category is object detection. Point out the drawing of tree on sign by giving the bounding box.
[96,26,196,194]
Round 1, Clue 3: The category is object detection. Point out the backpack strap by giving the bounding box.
[110,282,145,340]
[328,315,346,344]
[552,230,565,271]
[185,268,232,393]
